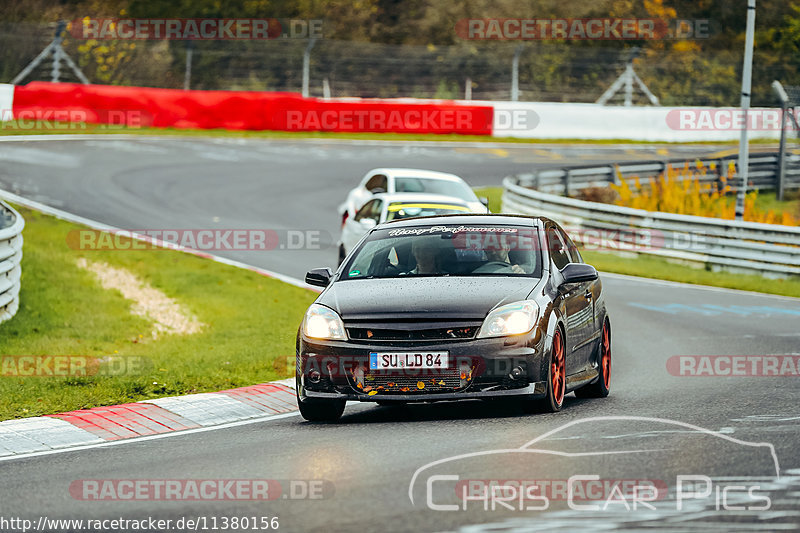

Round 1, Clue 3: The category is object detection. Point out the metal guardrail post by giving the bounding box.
[563,169,571,197]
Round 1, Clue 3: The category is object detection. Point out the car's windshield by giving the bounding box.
[394,177,475,201]
[342,224,541,279]
[385,202,469,222]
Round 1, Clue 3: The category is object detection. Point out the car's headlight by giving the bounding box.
[303,304,347,340]
[477,301,539,338]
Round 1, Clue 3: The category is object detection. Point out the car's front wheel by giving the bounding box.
[523,327,566,413]
[297,396,345,422]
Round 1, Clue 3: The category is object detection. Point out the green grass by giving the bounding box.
[1,122,796,145]
[0,207,317,420]
[473,187,504,213]
[748,190,800,219]
[581,250,800,298]
[474,186,800,298]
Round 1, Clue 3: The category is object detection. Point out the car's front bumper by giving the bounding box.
[297,328,548,403]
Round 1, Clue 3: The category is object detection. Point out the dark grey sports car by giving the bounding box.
[296,214,611,421]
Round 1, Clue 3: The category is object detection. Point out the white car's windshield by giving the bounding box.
[394,177,476,201]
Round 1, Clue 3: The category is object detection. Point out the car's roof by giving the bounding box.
[366,168,465,182]
[381,213,543,228]
[371,192,472,206]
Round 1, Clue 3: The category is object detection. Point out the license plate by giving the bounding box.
[369,352,449,370]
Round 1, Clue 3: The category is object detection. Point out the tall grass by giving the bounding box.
[610,161,798,226]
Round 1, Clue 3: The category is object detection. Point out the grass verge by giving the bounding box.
[0,206,317,421]
[475,186,800,298]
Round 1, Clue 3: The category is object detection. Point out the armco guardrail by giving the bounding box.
[502,176,800,277]
[519,152,800,197]
[0,201,24,324]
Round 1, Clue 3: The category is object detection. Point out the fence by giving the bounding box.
[0,201,24,324]
[516,153,800,196]
[502,157,800,277]
[0,22,791,107]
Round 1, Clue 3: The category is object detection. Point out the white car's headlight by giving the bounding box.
[477,301,539,338]
[303,304,347,340]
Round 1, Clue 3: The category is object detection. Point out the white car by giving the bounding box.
[338,193,478,263]
[338,168,488,227]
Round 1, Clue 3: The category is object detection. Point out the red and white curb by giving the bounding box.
[0,379,297,457]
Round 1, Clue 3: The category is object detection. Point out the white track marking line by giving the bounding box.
[0,188,316,292]
[0,411,301,464]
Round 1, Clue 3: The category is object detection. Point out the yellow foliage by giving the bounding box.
[610,161,798,226]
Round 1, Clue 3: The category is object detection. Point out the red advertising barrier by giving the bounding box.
[11,82,493,135]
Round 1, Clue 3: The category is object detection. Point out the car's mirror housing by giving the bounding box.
[561,263,598,284]
[305,267,333,288]
[479,196,489,207]
[361,218,377,228]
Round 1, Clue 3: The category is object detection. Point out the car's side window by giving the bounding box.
[354,200,378,222]
[371,200,384,221]
[364,174,388,193]
[547,226,571,270]
[557,227,583,264]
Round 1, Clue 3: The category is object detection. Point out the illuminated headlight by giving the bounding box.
[303,304,347,340]
[477,301,539,338]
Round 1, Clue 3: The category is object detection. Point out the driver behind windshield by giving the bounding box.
[405,237,440,275]
[484,235,527,274]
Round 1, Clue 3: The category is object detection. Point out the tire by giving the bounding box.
[575,319,611,399]
[523,327,566,413]
[297,396,346,422]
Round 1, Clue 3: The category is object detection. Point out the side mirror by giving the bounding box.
[360,218,377,229]
[479,196,489,207]
[305,267,333,288]
[561,263,598,284]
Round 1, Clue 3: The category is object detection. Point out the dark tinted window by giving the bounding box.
[342,225,542,279]
[354,199,382,222]
[547,226,571,270]
[364,174,387,192]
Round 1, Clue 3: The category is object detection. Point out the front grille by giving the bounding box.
[348,365,476,394]
[347,326,478,341]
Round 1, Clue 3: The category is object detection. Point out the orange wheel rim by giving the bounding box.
[601,322,611,389]
[552,331,565,405]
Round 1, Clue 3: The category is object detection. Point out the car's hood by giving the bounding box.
[318,276,538,320]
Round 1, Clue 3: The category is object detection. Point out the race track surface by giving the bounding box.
[0,137,798,532]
